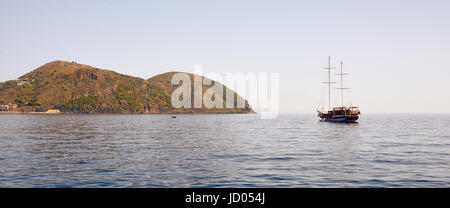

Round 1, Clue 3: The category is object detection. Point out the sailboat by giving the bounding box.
[317,56,360,123]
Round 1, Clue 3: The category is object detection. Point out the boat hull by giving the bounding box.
[319,115,359,123]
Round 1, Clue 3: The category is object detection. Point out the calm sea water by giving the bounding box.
[0,114,449,188]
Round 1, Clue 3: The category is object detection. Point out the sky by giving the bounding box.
[1,0,450,113]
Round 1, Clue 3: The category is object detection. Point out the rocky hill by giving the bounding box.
[148,72,253,114]
[0,61,254,114]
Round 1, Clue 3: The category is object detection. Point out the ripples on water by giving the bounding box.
[0,114,449,187]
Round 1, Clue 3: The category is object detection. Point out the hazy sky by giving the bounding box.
[1,0,449,113]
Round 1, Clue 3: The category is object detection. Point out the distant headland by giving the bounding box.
[0,61,254,114]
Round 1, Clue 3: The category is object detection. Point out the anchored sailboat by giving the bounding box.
[317,56,360,123]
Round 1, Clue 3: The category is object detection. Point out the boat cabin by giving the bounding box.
[328,106,359,116]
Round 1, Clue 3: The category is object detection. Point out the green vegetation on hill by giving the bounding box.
[57,95,100,113]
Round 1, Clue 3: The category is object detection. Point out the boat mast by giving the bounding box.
[340,61,344,107]
[323,56,335,110]
[322,56,335,111]
[336,61,349,107]
[328,57,331,110]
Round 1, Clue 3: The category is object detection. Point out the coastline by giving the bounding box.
[0,111,256,115]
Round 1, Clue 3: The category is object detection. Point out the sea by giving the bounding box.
[0,114,449,188]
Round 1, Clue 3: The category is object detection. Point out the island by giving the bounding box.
[0,61,254,114]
